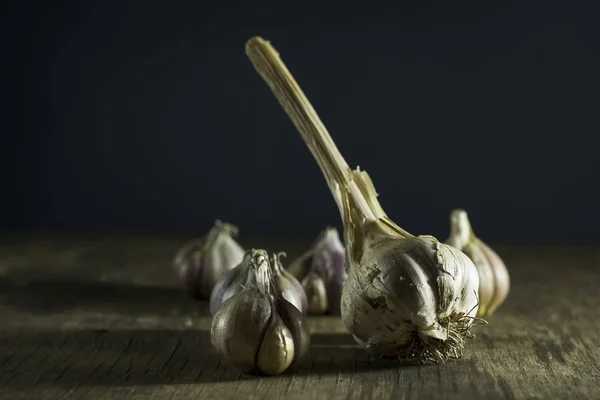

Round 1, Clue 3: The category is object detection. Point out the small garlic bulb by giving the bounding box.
[446,209,510,317]
[211,249,310,376]
[246,37,482,363]
[210,250,308,315]
[287,227,347,314]
[173,220,244,299]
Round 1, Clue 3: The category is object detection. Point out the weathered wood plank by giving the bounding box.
[0,236,598,399]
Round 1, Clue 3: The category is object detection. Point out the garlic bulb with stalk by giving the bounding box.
[287,227,347,314]
[245,37,482,363]
[211,249,310,376]
[210,249,308,315]
[173,220,244,299]
[446,209,510,317]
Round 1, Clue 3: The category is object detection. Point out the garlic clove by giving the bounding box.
[479,240,510,315]
[210,289,272,374]
[464,241,495,316]
[275,299,311,364]
[446,209,510,317]
[286,227,347,315]
[256,314,295,375]
[173,220,244,299]
[302,272,328,314]
[173,244,204,298]
[272,253,309,314]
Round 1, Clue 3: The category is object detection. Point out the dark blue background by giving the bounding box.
[3,1,599,242]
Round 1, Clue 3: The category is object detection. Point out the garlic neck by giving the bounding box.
[214,220,239,238]
[450,209,474,247]
[247,250,273,294]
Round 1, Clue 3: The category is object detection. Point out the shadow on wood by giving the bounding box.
[0,329,236,388]
[0,329,421,390]
[0,276,208,317]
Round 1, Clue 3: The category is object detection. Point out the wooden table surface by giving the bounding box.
[0,235,598,399]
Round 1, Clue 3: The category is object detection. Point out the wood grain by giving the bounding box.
[0,235,599,399]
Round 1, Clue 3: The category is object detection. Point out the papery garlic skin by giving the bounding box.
[287,227,347,314]
[173,220,244,299]
[210,250,310,376]
[446,209,510,317]
[210,250,308,315]
[341,235,480,361]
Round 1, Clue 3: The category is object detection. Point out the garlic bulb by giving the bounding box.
[245,37,482,363]
[287,227,347,314]
[446,209,510,317]
[173,220,244,299]
[211,249,310,376]
[210,249,308,315]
